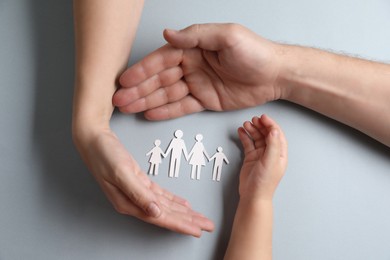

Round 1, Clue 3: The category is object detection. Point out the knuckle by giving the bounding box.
[224,23,244,45]
[127,189,145,208]
[189,23,201,34]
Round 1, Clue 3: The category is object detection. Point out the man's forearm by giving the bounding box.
[279,45,390,146]
[72,0,144,143]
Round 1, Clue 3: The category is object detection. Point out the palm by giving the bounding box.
[179,43,279,111]
[114,28,281,120]
[238,140,267,197]
[85,130,214,237]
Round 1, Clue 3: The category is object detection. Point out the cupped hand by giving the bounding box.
[76,128,214,237]
[237,114,287,201]
[113,23,284,120]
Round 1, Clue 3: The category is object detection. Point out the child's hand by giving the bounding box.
[237,114,288,201]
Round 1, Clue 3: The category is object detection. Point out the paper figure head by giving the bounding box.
[217,146,223,152]
[154,139,161,146]
[195,134,203,141]
[174,130,183,138]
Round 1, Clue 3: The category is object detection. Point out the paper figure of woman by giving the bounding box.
[188,134,210,180]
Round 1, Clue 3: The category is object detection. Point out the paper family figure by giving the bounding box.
[164,130,189,178]
[188,134,210,180]
[209,147,229,181]
[145,139,165,175]
[145,130,229,181]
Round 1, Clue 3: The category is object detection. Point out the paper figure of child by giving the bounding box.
[210,147,229,181]
[145,139,165,176]
[188,134,210,180]
[165,130,189,178]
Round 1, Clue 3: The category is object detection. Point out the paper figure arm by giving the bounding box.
[223,154,229,164]
[164,141,173,157]
[182,143,190,161]
[203,149,211,162]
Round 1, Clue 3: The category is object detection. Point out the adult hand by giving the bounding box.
[74,128,214,237]
[237,114,287,201]
[113,23,284,120]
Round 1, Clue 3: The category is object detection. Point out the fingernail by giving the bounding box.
[165,28,178,34]
[147,202,161,218]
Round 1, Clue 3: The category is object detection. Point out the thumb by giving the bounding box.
[163,23,240,51]
[263,128,281,166]
[118,173,162,218]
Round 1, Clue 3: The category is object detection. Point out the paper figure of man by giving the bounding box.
[165,130,189,178]
[145,139,165,176]
[209,147,229,181]
[188,134,210,180]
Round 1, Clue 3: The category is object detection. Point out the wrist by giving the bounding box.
[72,111,112,152]
[72,78,116,148]
[239,196,273,209]
[237,197,273,217]
[274,43,302,102]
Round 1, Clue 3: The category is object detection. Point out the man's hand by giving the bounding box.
[74,128,214,237]
[113,23,284,120]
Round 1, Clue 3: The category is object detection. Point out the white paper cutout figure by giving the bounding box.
[145,139,165,176]
[209,147,229,181]
[165,130,189,178]
[188,134,210,180]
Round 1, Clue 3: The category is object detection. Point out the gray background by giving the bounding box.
[1,0,390,259]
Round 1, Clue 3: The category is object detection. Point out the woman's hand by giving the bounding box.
[74,128,214,237]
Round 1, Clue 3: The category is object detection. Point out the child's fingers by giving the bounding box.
[279,128,288,161]
[243,120,263,142]
[263,127,282,166]
[251,116,267,148]
[259,114,278,129]
[251,116,268,137]
[260,114,288,160]
[237,127,255,154]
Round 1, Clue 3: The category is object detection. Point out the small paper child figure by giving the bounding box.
[165,130,189,178]
[209,147,229,181]
[188,134,210,180]
[146,139,165,176]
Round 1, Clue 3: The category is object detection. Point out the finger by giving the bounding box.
[260,115,285,148]
[260,115,282,165]
[114,168,162,218]
[144,95,205,120]
[250,116,267,148]
[102,181,213,237]
[191,214,215,233]
[251,116,268,137]
[259,114,279,129]
[237,126,255,154]
[149,182,191,208]
[154,212,208,237]
[164,23,244,51]
[118,80,189,113]
[99,178,144,216]
[243,120,263,143]
[119,44,184,87]
[263,128,281,167]
[145,193,214,235]
[114,66,184,107]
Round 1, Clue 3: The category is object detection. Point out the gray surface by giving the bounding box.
[1,0,390,259]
